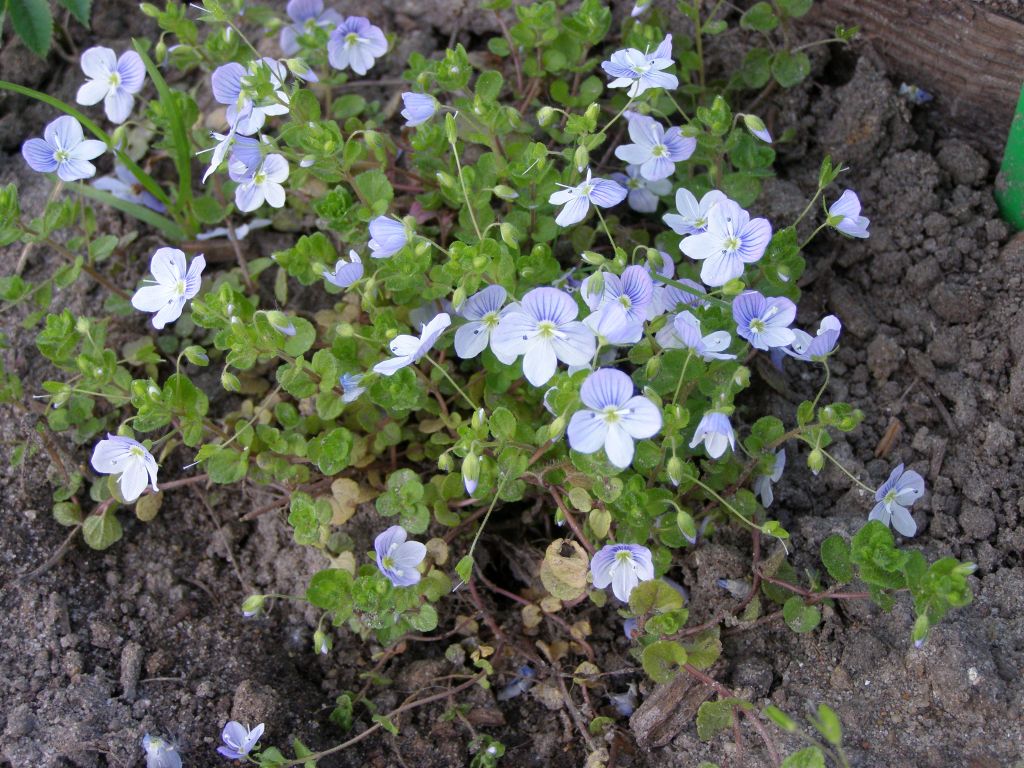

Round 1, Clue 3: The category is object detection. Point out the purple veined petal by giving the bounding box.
[372,355,411,375]
[261,154,290,183]
[523,287,578,325]
[671,310,703,349]
[589,546,617,589]
[604,423,635,468]
[45,115,85,150]
[391,539,427,571]
[211,62,246,105]
[589,178,628,208]
[700,251,742,286]
[836,215,870,238]
[627,186,659,212]
[104,88,135,124]
[889,504,917,537]
[150,295,187,330]
[490,310,535,361]
[731,290,764,328]
[220,722,249,757]
[548,186,577,206]
[758,326,796,348]
[893,469,925,505]
[80,46,116,79]
[551,321,596,366]
[637,70,678,94]
[236,181,266,212]
[116,51,146,94]
[454,321,490,359]
[829,189,861,220]
[184,254,206,297]
[522,340,558,386]
[737,217,772,263]
[663,129,696,161]
[22,138,58,173]
[674,186,700,220]
[555,194,591,226]
[92,174,132,199]
[610,558,639,601]
[56,157,97,182]
[868,501,889,526]
[90,435,131,473]
[76,77,109,106]
[640,155,675,181]
[288,0,324,21]
[651,33,673,60]
[619,395,661,439]
[567,409,609,454]
[701,331,734,358]
[580,368,633,410]
[70,139,107,161]
[460,284,506,320]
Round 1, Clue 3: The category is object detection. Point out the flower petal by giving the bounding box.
[522,340,558,386]
[80,46,116,79]
[620,395,662,439]
[604,423,635,468]
[567,410,608,454]
[104,89,135,124]
[76,78,109,106]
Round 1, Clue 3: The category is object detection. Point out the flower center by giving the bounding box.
[579,183,594,198]
[749,319,766,334]
[482,311,500,329]
[627,178,641,189]
[634,63,651,74]
[345,32,362,46]
[650,144,666,157]
[108,72,121,87]
[618,295,633,310]
[175,279,186,296]
[536,320,557,338]
[254,170,267,185]
[614,550,633,566]
[129,446,144,458]
[883,489,898,505]
[54,148,70,162]
[382,555,395,569]
[602,405,624,423]
[723,235,740,251]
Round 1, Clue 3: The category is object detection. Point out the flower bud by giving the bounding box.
[335,322,355,338]
[573,145,589,173]
[492,184,519,200]
[581,250,605,266]
[536,106,557,127]
[722,278,745,296]
[807,449,825,475]
[75,317,91,335]
[313,629,331,655]
[462,452,480,496]
[499,222,519,247]
[472,408,486,430]
[436,170,457,187]
[241,594,265,617]
[444,113,459,145]
[742,113,772,143]
[584,103,601,124]
[667,456,686,488]
[183,345,209,366]
[644,355,661,379]
[221,370,241,392]
[438,452,454,471]
[548,415,566,440]
[452,286,467,311]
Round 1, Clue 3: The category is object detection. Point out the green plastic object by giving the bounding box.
[996,84,1024,231]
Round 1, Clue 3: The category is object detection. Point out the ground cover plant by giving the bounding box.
[0,1,983,766]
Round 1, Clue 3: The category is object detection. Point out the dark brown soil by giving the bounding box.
[1,3,1022,768]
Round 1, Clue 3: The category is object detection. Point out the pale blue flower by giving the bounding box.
[753,449,786,507]
[689,412,735,459]
[611,165,671,212]
[491,288,596,387]
[131,247,205,330]
[230,153,289,212]
[211,59,289,135]
[590,543,655,602]
[631,0,652,16]
[401,92,438,127]
[374,525,426,586]
[658,278,708,314]
[323,250,363,289]
[568,368,661,468]
[76,46,146,124]
[497,665,536,701]
[91,435,159,502]
[680,199,772,286]
[339,373,366,402]
[655,310,735,361]
[614,116,696,181]
[663,188,728,236]
[828,190,870,238]
[601,34,678,97]
[280,0,343,56]
[22,115,105,182]
[218,721,265,760]
[786,315,842,361]
[732,290,796,351]
[373,312,451,376]
[899,82,933,105]
[368,215,407,258]
[142,734,181,768]
[454,285,510,360]
[869,464,924,537]
[93,163,166,212]
[585,266,655,344]
[548,168,627,227]
[328,16,388,75]
[741,114,772,144]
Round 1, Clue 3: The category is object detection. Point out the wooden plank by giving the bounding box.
[814,0,1024,148]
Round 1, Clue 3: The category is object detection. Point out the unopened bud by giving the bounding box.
[313,629,331,655]
[241,594,265,617]
[807,449,825,475]
[537,106,557,127]
[462,453,480,496]
[492,184,518,200]
[573,146,589,173]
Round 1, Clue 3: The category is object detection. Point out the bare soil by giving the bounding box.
[1,3,1022,767]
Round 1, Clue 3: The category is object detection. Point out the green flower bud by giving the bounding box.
[241,594,265,617]
[444,113,459,145]
[537,106,557,127]
[492,185,519,200]
[548,415,566,440]
[667,456,686,488]
[336,322,355,338]
[584,103,601,123]
[438,452,454,472]
[183,345,209,366]
[462,452,480,495]
[221,370,241,392]
[499,222,519,248]
[644,355,661,379]
[807,449,825,475]
[313,629,332,655]
[573,145,589,172]
[75,317,90,335]
[452,286,467,311]
[581,250,605,266]
[722,278,745,296]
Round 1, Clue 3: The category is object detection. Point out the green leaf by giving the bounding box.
[629,579,685,616]
[9,0,52,56]
[306,569,353,612]
[371,714,399,735]
[488,406,517,441]
[739,2,777,31]
[782,597,821,633]
[56,0,91,26]
[778,0,813,17]
[820,534,853,583]
[641,640,688,683]
[810,703,842,746]
[682,627,722,670]
[781,747,825,768]
[83,510,123,550]
[763,705,798,733]
[772,50,811,88]
[696,699,734,741]
[475,70,504,101]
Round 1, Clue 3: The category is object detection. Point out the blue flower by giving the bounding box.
[732,290,797,351]
[339,373,366,402]
[280,0,343,56]
[590,543,655,602]
[76,46,146,124]
[663,188,728,236]
[680,199,772,286]
[372,312,451,376]
[374,525,427,587]
[22,116,106,182]
[328,16,388,75]
[454,285,509,360]
[614,116,696,181]
[142,734,182,768]
[655,310,735,361]
[496,665,536,702]
[323,250,364,289]
[548,168,628,227]
[93,163,166,212]
[827,190,870,238]
[601,34,678,97]
[130,247,205,330]
[786,315,842,361]
[91,435,159,502]
[585,266,655,344]
[752,449,786,507]
[218,721,265,760]
[869,463,924,537]
[368,215,407,258]
[689,411,735,459]
[211,59,290,135]
[229,154,289,212]
[658,278,708,315]
[610,165,671,213]
[401,92,438,126]
[491,288,596,386]
[567,368,662,468]
[631,0,652,16]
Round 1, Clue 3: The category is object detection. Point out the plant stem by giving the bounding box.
[425,357,479,411]
[820,449,876,494]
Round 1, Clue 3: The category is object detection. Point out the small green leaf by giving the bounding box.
[696,699,734,741]
[811,703,842,746]
[781,747,825,768]
[83,510,123,550]
[372,714,399,735]
[820,534,853,583]
[641,640,687,683]
[9,0,53,56]
[772,50,812,88]
[455,555,474,583]
[782,597,821,633]
[777,0,813,17]
[739,2,777,31]
[763,705,798,733]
